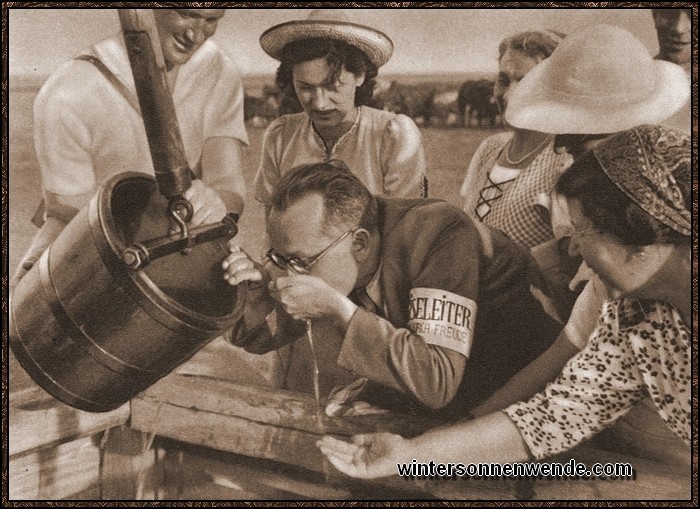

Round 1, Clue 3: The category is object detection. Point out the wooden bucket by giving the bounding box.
[10,172,246,412]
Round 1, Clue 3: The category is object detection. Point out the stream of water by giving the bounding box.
[305,319,332,482]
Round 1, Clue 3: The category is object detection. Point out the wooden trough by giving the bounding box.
[8,338,692,501]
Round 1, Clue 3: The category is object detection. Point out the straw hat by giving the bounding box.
[260,9,394,67]
[505,24,690,134]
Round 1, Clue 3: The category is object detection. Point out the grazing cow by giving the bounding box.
[244,96,269,126]
[457,79,501,128]
[430,89,460,127]
[244,85,283,126]
[375,81,438,127]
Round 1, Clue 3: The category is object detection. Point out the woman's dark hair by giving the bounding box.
[275,38,378,112]
[555,150,690,247]
[271,159,379,234]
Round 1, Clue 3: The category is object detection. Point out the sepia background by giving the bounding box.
[9,8,659,76]
[8,7,662,277]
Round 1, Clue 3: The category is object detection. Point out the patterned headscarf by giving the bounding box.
[592,125,691,236]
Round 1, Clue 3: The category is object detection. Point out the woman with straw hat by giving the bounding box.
[254,10,428,216]
[319,124,692,479]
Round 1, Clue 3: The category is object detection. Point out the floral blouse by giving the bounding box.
[505,299,691,460]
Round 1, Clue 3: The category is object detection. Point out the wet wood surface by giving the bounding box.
[131,372,691,500]
[9,435,102,500]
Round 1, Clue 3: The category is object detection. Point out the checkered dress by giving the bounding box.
[461,132,572,249]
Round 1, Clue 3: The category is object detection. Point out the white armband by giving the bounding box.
[408,287,477,357]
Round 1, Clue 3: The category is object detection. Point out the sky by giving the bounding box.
[8,7,660,77]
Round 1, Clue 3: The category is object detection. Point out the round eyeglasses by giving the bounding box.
[266,230,353,275]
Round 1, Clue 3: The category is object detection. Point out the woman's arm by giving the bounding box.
[320,299,677,479]
[199,136,246,216]
[471,277,605,416]
[318,410,530,479]
[381,114,428,198]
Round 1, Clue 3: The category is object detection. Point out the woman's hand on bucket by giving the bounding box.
[222,242,263,286]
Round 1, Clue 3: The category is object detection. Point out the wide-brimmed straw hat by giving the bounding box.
[260,9,394,67]
[505,24,690,134]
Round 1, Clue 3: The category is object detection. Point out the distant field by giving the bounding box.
[8,83,503,277]
[242,71,496,95]
[11,71,495,96]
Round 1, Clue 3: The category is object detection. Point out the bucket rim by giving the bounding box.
[91,172,247,332]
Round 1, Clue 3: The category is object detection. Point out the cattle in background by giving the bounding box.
[243,85,282,127]
[273,85,305,117]
[430,89,460,127]
[457,79,501,128]
[373,81,438,127]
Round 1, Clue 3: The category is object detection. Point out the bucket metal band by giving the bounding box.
[38,246,158,381]
[9,296,112,412]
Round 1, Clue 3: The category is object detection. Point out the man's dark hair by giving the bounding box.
[275,38,378,112]
[271,160,379,234]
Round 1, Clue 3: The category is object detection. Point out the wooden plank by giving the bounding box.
[99,427,159,500]
[132,398,327,473]
[154,440,353,500]
[130,373,691,500]
[132,410,555,501]
[172,336,286,388]
[134,373,436,437]
[8,435,101,500]
[394,446,691,501]
[9,385,130,457]
[541,446,691,500]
